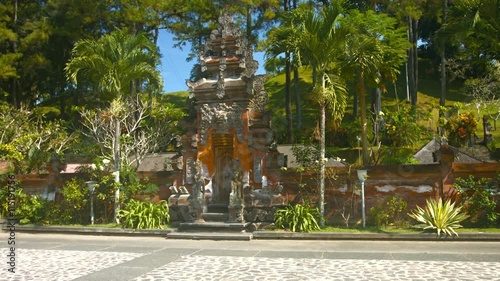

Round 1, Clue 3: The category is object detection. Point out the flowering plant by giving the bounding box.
[443,112,477,147]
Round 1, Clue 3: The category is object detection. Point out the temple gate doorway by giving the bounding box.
[212,134,233,206]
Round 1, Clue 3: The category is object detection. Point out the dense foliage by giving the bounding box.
[117,199,170,229]
[369,195,408,227]
[274,202,322,232]
[454,175,500,227]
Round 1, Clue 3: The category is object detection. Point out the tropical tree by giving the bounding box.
[436,0,499,110]
[436,0,499,66]
[267,2,349,225]
[343,9,409,166]
[265,5,306,142]
[65,29,162,223]
[0,102,76,174]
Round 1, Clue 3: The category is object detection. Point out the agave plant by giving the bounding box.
[408,198,469,237]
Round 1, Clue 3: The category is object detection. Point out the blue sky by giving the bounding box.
[157,30,266,93]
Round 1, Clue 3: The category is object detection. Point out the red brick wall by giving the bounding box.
[9,160,500,225]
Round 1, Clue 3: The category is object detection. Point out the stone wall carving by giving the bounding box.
[249,75,268,113]
[199,103,245,144]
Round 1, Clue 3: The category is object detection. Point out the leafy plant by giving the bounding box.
[488,138,500,159]
[117,199,169,229]
[274,202,322,232]
[382,105,421,147]
[454,175,499,227]
[369,195,408,227]
[443,112,478,147]
[291,144,320,168]
[0,176,54,225]
[408,198,469,237]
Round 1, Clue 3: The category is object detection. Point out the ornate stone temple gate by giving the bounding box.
[168,14,286,230]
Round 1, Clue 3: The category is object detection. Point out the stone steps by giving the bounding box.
[202,212,228,222]
[167,232,252,240]
[178,222,248,233]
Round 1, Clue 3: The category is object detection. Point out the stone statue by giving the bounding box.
[229,159,245,222]
[484,116,493,144]
[190,159,206,222]
[231,160,244,200]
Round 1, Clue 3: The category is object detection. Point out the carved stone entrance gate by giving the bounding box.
[168,13,286,230]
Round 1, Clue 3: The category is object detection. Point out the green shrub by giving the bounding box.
[17,194,53,225]
[488,138,500,159]
[274,202,321,232]
[0,177,53,225]
[408,198,469,237]
[117,199,170,229]
[454,175,499,227]
[379,147,419,165]
[369,195,408,227]
[56,178,89,224]
[382,106,421,147]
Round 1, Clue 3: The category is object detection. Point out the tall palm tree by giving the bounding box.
[343,10,409,166]
[65,29,162,223]
[267,2,349,226]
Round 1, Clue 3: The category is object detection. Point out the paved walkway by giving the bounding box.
[3,234,500,280]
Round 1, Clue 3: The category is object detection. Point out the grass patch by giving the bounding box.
[317,226,500,233]
[318,226,420,233]
[20,223,170,229]
[455,228,500,233]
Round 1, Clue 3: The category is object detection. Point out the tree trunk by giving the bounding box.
[113,117,121,224]
[407,17,417,107]
[294,67,302,129]
[319,75,326,227]
[358,69,369,166]
[312,66,317,86]
[11,0,18,108]
[353,75,359,117]
[371,88,381,144]
[440,0,447,110]
[284,0,293,143]
[413,18,419,94]
[285,52,293,143]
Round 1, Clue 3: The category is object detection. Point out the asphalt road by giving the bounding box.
[2,233,500,280]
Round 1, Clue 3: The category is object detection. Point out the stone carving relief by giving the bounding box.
[216,57,227,99]
[249,75,269,113]
[189,159,206,222]
[219,13,241,38]
[199,103,245,144]
[185,157,195,184]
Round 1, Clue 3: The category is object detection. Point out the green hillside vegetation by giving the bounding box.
[263,65,499,164]
[165,65,499,165]
[160,90,190,110]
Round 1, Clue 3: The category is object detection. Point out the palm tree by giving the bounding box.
[65,29,162,223]
[436,0,499,60]
[267,2,349,226]
[343,10,409,166]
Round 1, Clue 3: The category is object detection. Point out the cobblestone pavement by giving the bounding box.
[2,234,500,281]
[6,249,144,281]
[132,255,500,281]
